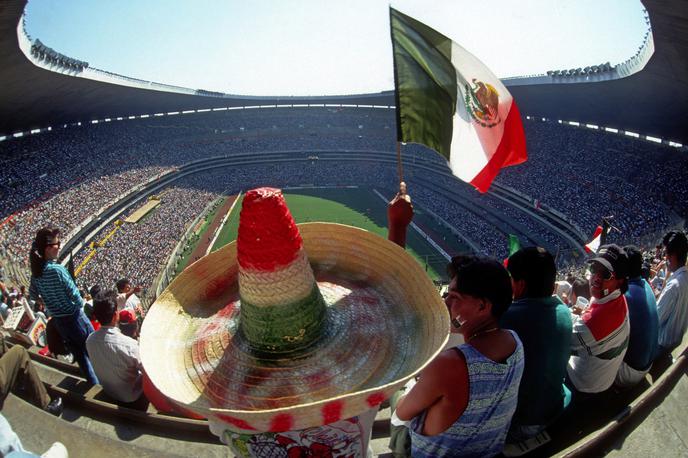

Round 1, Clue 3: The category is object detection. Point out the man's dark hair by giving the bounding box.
[447,254,473,280]
[640,262,651,281]
[663,231,688,266]
[120,321,138,339]
[624,245,643,279]
[506,247,556,298]
[571,277,590,300]
[115,278,130,293]
[93,290,118,325]
[452,256,512,319]
[89,284,101,298]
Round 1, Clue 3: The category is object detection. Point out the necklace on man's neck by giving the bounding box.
[467,326,499,342]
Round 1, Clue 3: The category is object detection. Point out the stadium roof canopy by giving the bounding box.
[0,0,686,144]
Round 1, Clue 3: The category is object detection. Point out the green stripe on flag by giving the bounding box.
[508,234,521,256]
[390,8,457,161]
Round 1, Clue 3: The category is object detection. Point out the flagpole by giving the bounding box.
[390,7,405,186]
[396,141,404,183]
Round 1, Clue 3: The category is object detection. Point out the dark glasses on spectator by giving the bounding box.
[46,241,61,247]
[590,264,613,280]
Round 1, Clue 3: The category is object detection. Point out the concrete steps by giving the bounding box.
[3,394,224,458]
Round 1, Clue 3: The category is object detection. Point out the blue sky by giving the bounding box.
[24,0,648,96]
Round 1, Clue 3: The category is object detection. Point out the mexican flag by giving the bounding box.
[390,8,527,193]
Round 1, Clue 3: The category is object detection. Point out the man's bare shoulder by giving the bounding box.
[423,347,467,382]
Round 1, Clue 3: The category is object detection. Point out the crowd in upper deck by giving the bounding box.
[0,108,685,296]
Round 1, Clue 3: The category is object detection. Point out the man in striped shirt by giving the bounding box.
[656,231,688,354]
[567,245,630,395]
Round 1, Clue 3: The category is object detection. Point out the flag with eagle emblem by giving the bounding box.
[390,8,527,192]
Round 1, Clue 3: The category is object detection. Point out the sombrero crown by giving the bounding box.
[141,187,449,433]
[236,187,326,356]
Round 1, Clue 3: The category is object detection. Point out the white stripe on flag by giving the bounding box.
[449,41,514,183]
[585,226,604,253]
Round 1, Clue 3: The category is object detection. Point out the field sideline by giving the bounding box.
[210,187,464,281]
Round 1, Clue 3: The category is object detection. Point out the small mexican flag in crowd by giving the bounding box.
[507,234,522,256]
[585,226,605,253]
[503,234,522,267]
[389,8,527,193]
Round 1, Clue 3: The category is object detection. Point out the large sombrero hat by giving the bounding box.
[140,187,449,433]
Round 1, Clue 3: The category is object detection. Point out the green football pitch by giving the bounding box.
[211,187,459,282]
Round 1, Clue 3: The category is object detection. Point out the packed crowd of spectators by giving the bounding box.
[496,120,685,241]
[0,107,395,275]
[1,108,686,297]
[0,165,171,269]
[411,172,572,254]
[73,184,221,290]
[407,186,510,258]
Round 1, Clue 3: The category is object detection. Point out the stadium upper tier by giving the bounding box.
[1,0,687,144]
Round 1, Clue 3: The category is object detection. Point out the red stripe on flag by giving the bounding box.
[584,226,604,253]
[470,102,527,193]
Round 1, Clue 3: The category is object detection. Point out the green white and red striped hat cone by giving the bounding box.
[236,187,326,356]
[140,187,450,433]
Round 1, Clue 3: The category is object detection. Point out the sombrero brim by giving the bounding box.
[140,223,449,433]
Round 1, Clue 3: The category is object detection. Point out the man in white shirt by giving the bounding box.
[86,290,144,403]
[115,278,144,318]
[656,231,688,354]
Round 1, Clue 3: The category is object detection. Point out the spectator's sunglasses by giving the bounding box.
[46,240,61,247]
[590,264,613,280]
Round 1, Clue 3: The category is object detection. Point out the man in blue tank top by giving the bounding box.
[395,256,524,458]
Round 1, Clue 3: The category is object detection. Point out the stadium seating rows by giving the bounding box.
[1,107,686,295]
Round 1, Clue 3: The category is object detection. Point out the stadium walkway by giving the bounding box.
[606,360,688,457]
